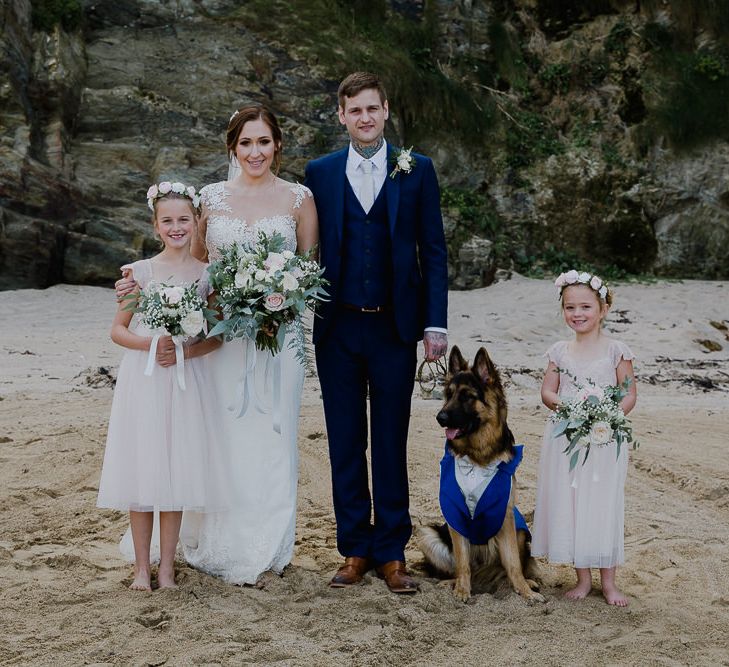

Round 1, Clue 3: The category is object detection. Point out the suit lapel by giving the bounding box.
[385,144,400,237]
[329,148,348,246]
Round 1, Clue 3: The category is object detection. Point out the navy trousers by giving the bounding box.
[315,308,417,565]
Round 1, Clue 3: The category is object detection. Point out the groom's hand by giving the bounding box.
[423,332,447,362]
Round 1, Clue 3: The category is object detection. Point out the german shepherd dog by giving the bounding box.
[416,346,545,603]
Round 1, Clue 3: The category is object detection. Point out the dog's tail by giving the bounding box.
[415,523,456,575]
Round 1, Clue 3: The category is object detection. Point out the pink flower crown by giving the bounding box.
[146,181,201,212]
[555,269,609,300]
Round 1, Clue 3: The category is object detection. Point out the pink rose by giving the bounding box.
[564,269,579,284]
[264,292,286,312]
[158,181,172,194]
[590,275,602,290]
[555,273,567,288]
[146,184,159,199]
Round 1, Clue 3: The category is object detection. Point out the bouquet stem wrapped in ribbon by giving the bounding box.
[550,369,639,472]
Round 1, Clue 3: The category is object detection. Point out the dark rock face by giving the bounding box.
[1,0,727,290]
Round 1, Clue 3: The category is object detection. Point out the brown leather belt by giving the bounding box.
[339,303,390,313]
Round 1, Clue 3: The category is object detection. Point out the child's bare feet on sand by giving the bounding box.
[157,567,177,589]
[565,568,592,600]
[600,567,628,606]
[130,567,152,591]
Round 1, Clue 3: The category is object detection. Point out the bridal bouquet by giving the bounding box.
[550,370,639,471]
[206,232,328,357]
[126,281,211,338]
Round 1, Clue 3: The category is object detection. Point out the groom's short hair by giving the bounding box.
[338,72,387,109]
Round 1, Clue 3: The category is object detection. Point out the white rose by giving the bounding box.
[255,269,267,282]
[282,250,295,260]
[180,310,204,337]
[588,421,613,446]
[554,273,567,288]
[171,182,186,194]
[578,271,591,283]
[599,285,608,299]
[564,269,579,284]
[158,181,172,194]
[398,156,411,171]
[264,252,286,273]
[282,271,299,291]
[186,186,196,198]
[234,270,251,289]
[291,266,305,280]
[162,286,184,304]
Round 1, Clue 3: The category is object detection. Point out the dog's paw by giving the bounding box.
[453,580,471,603]
[524,590,546,604]
[526,578,540,591]
[437,578,456,589]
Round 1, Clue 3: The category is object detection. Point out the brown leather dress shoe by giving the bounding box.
[329,556,370,588]
[376,560,418,594]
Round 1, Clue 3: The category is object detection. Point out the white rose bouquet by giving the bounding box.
[128,281,210,338]
[124,281,215,389]
[206,232,328,358]
[550,370,639,471]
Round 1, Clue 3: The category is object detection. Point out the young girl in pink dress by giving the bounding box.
[97,184,226,591]
[532,270,637,606]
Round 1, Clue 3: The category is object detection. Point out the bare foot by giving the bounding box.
[602,584,628,606]
[157,567,177,589]
[130,567,152,591]
[564,581,592,600]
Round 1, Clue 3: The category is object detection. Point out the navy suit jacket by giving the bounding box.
[304,145,448,345]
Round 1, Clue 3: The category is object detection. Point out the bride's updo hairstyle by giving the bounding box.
[226,105,283,175]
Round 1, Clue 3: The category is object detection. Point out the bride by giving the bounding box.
[118,105,317,584]
[181,105,318,584]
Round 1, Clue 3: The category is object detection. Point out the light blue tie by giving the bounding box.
[359,159,374,212]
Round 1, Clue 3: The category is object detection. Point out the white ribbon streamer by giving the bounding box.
[229,337,283,434]
[144,332,188,390]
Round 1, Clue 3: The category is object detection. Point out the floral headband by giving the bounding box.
[146,181,201,212]
[555,269,609,300]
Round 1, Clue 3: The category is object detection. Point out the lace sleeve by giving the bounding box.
[544,341,567,366]
[611,340,635,368]
[290,183,313,210]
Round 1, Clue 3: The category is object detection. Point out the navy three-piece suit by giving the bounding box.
[305,144,448,564]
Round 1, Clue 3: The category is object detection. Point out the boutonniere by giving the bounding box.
[389,146,416,179]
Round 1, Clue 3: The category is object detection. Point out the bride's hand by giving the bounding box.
[261,322,278,338]
[115,267,139,302]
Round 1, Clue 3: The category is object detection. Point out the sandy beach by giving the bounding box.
[1,275,728,666]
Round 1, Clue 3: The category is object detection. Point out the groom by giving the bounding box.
[305,72,448,593]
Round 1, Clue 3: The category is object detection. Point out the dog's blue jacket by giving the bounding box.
[439,443,530,545]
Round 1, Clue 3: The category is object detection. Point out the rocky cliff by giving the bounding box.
[1,0,728,289]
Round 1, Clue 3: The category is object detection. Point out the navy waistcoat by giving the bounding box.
[439,443,530,545]
[337,178,393,307]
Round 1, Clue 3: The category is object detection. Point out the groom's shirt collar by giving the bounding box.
[346,140,388,173]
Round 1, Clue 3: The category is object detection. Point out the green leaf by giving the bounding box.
[569,450,580,471]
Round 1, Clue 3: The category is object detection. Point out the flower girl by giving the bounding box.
[97,183,226,591]
[532,270,637,606]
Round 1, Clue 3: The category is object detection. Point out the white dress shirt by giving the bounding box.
[346,141,388,209]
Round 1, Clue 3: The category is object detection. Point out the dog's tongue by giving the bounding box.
[445,428,461,442]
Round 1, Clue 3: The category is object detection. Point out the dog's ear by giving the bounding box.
[472,347,498,385]
[448,346,469,375]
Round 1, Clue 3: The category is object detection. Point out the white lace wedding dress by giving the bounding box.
[178,180,310,584]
